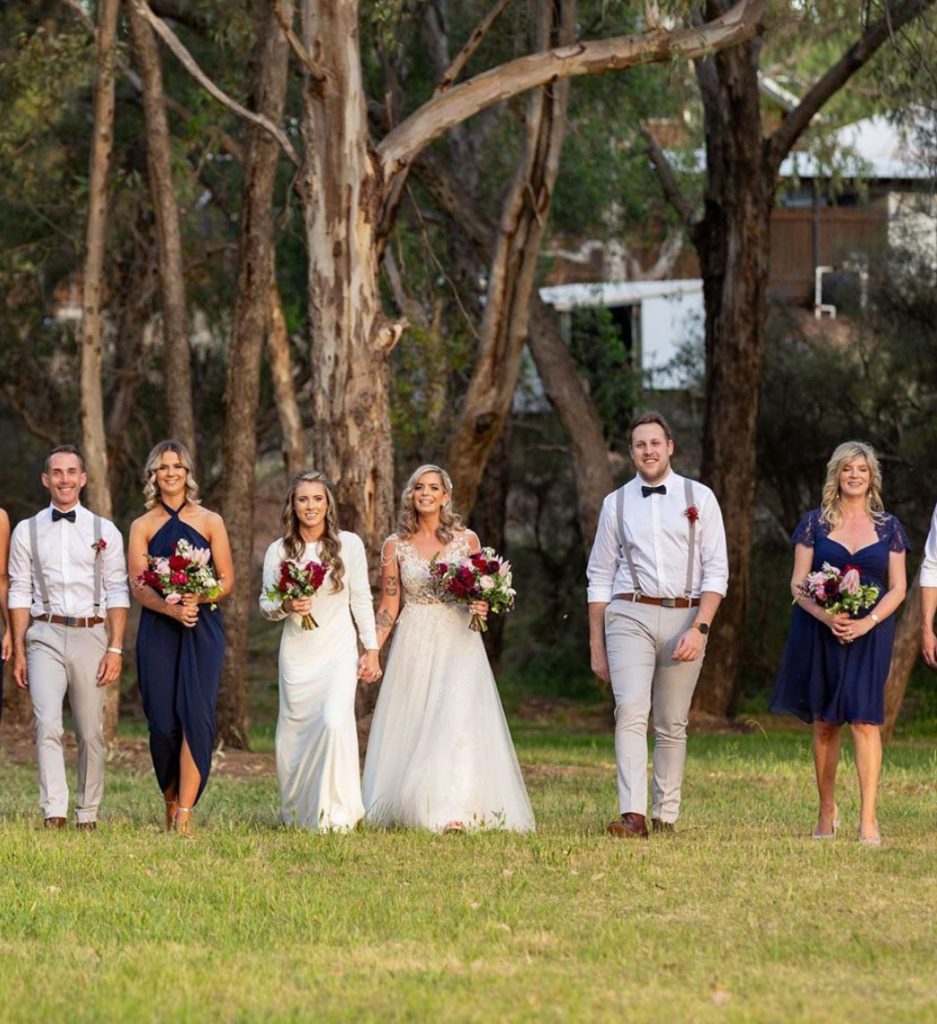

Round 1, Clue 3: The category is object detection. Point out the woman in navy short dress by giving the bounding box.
[129,441,234,836]
[770,441,908,845]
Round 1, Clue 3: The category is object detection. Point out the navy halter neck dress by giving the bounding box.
[136,503,225,802]
[769,509,909,725]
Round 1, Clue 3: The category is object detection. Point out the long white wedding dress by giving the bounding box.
[260,532,377,832]
[362,533,534,832]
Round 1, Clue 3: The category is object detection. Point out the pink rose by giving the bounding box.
[841,568,860,596]
[165,592,182,605]
[480,576,495,591]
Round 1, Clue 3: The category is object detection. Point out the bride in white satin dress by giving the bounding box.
[260,471,380,832]
[362,465,534,833]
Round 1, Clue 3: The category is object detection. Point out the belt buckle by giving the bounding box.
[64,615,78,627]
[661,598,676,608]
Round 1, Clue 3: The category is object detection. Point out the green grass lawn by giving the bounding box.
[1,721,935,1023]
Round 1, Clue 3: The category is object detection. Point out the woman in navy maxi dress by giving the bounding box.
[769,441,908,845]
[129,441,234,835]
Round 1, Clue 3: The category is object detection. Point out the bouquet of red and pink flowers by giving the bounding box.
[798,561,880,617]
[265,558,330,630]
[136,538,222,608]
[430,546,516,632]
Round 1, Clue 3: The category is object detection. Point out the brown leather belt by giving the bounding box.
[33,615,104,628]
[612,594,700,609]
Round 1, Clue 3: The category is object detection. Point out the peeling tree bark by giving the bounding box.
[266,281,308,478]
[79,0,120,741]
[298,0,400,555]
[127,0,197,460]
[214,1,293,748]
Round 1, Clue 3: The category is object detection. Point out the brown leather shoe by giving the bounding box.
[43,817,67,829]
[652,818,675,834]
[76,821,97,832]
[606,812,649,838]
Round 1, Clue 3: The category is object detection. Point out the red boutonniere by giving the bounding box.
[685,505,700,525]
[92,538,107,556]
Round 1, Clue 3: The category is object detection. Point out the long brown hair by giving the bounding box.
[280,470,345,591]
[395,464,465,544]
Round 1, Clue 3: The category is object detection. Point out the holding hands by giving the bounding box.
[358,650,382,684]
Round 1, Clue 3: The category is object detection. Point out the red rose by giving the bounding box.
[486,560,500,574]
[685,505,700,524]
[169,554,190,571]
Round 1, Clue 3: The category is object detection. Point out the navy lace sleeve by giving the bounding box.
[791,509,821,547]
[883,514,911,553]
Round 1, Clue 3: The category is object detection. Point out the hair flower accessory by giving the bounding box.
[684,505,699,524]
[92,538,107,556]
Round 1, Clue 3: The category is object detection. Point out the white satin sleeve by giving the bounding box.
[259,539,289,621]
[343,532,378,649]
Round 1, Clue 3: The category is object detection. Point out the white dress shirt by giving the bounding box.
[920,502,937,587]
[8,503,130,618]
[587,470,729,603]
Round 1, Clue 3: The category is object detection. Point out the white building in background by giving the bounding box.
[538,279,704,391]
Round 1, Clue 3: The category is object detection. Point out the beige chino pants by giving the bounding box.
[26,619,107,823]
[605,599,704,823]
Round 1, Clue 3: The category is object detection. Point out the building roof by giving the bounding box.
[778,115,933,182]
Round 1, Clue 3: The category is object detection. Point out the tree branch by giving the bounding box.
[434,0,514,94]
[639,122,696,229]
[131,0,300,166]
[59,0,245,162]
[2,384,59,445]
[379,0,767,181]
[766,0,936,171]
[272,1,327,82]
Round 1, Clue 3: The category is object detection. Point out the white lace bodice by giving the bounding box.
[392,533,473,605]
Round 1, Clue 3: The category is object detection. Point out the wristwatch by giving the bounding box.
[693,622,710,635]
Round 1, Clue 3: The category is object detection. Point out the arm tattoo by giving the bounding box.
[384,575,399,597]
[376,609,394,630]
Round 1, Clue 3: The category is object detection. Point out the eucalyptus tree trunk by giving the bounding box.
[882,584,921,742]
[127,0,197,460]
[527,293,615,552]
[446,0,575,518]
[267,282,308,478]
[79,0,120,740]
[298,0,401,556]
[215,1,293,748]
[690,33,770,718]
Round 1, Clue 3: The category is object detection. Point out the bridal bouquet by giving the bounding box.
[798,562,880,617]
[266,558,330,630]
[137,538,222,608]
[430,547,516,632]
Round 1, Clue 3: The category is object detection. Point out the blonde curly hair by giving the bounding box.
[395,464,465,544]
[142,440,201,510]
[819,441,886,530]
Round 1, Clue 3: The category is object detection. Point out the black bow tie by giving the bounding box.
[641,485,667,498]
[52,508,77,523]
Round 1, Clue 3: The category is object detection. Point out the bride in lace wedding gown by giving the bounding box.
[362,465,534,833]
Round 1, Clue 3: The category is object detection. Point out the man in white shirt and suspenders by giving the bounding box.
[587,412,729,837]
[9,445,130,830]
